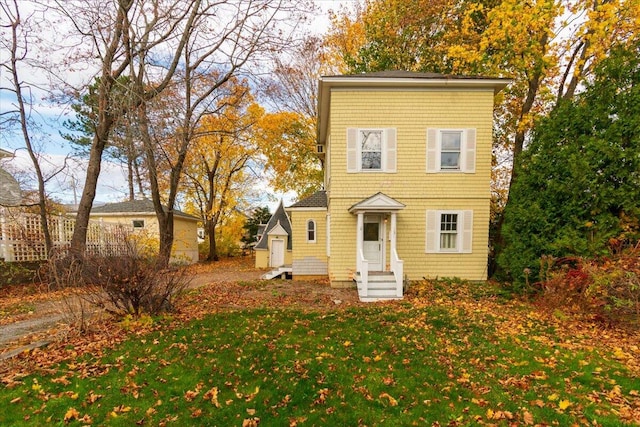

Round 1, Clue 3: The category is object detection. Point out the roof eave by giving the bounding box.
[317,76,512,145]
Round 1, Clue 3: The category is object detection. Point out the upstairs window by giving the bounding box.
[440,131,462,170]
[426,128,476,173]
[347,128,397,173]
[360,130,383,170]
[307,220,316,243]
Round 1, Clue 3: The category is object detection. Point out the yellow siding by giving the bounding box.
[328,90,494,199]
[289,211,327,261]
[328,198,489,282]
[326,88,495,283]
[289,210,328,277]
[255,249,269,268]
[89,214,198,264]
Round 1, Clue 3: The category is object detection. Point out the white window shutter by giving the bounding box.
[461,210,473,253]
[426,128,438,173]
[347,128,358,172]
[425,210,438,253]
[464,128,476,173]
[386,128,397,173]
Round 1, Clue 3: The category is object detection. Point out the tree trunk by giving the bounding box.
[208,220,219,261]
[127,156,134,201]
[69,0,132,258]
[7,2,53,258]
[493,71,544,264]
[158,211,174,265]
[70,129,110,257]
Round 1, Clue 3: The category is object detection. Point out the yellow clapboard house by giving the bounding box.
[258,71,510,300]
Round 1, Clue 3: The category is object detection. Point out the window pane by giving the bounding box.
[440,214,458,250]
[361,130,382,151]
[362,151,382,169]
[364,223,379,241]
[440,233,457,249]
[441,131,461,170]
[307,220,315,241]
[361,130,383,170]
[441,132,461,150]
[440,152,460,169]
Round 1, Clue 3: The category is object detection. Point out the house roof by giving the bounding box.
[254,200,292,250]
[326,70,506,81]
[0,166,21,206]
[0,148,14,159]
[288,190,327,209]
[90,199,199,221]
[317,70,512,146]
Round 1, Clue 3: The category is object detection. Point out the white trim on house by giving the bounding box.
[348,192,406,214]
[267,220,289,237]
[306,219,316,243]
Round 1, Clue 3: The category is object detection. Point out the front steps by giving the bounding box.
[355,271,403,302]
[261,265,293,280]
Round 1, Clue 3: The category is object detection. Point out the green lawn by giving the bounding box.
[1,280,639,426]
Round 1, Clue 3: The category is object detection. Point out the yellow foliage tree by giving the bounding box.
[182,78,262,261]
[322,0,640,247]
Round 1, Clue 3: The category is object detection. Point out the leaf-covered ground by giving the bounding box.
[0,258,639,426]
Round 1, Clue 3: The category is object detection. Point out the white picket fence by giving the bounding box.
[0,211,131,262]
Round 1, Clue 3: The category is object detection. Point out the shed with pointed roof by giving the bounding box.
[254,200,292,269]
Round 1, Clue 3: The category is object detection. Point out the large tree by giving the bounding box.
[1,0,68,257]
[63,77,147,201]
[498,40,640,285]
[181,78,263,261]
[56,0,200,258]
[261,35,327,198]
[52,0,306,262]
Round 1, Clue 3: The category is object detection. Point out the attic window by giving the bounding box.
[132,220,145,229]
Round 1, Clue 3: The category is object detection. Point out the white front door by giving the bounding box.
[270,239,285,267]
[363,215,383,271]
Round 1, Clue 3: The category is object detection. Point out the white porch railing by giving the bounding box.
[357,249,369,297]
[391,248,404,297]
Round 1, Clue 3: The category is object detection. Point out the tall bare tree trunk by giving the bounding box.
[5,0,53,257]
[68,0,131,257]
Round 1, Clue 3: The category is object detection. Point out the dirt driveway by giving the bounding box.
[0,257,359,361]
